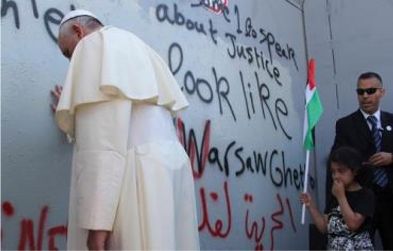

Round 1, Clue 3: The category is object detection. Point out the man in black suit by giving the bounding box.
[328,72,393,250]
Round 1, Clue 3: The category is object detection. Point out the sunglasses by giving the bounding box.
[356,88,382,95]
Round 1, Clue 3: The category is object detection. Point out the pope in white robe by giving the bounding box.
[55,10,200,250]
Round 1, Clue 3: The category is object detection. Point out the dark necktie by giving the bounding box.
[367,115,388,187]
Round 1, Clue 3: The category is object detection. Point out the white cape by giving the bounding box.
[56,26,188,137]
[56,26,199,250]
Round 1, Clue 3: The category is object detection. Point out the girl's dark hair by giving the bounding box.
[329,146,362,171]
[328,146,372,185]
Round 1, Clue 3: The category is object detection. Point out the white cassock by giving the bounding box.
[56,26,200,250]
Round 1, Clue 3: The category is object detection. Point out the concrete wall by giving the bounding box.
[304,0,393,210]
[3,0,392,250]
[11,0,393,249]
[1,0,311,249]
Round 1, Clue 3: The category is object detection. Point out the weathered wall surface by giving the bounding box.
[2,0,311,250]
[304,0,393,209]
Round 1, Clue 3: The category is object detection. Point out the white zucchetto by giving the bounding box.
[60,9,101,26]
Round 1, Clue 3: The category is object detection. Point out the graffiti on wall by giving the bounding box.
[1,0,75,42]
[176,117,310,249]
[160,2,297,140]
[1,118,311,250]
[2,201,67,251]
[2,0,310,249]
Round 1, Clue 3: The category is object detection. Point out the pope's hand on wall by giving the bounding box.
[50,85,63,113]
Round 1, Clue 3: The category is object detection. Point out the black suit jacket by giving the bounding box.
[331,109,393,192]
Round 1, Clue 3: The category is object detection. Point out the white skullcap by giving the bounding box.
[60,9,101,26]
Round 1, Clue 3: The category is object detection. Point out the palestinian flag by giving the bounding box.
[303,58,323,150]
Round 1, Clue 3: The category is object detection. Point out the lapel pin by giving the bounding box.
[386,125,392,132]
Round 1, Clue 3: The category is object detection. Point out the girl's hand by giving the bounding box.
[332,179,345,199]
[300,192,314,208]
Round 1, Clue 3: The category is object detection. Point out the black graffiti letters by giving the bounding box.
[44,8,63,43]
[160,4,294,140]
[168,40,292,138]
[208,141,236,177]
[269,150,305,189]
[182,68,236,121]
[0,0,41,29]
[44,3,76,43]
[270,150,282,186]
[168,42,183,76]
[208,19,218,45]
[156,3,206,35]
[259,28,298,71]
[239,5,299,71]
[168,42,237,122]
[235,149,269,177]
[274,99,291,140]
[213,67,236,122]
[258,82,276,129]
[156,3,219,45]
[225,33,282,87]
[157,4,207,36]
[240,71,252,119]
[168,40,291,135]
[220,4,299,71]
[233,5,242,34]
[245,17,257,39]
[237,72,291,140]
[204,135,309,190]
[258,83,292,140]
[1,0,20,29]
[181,118,315,190]
[1,0,75,43]
[184,71,214,103]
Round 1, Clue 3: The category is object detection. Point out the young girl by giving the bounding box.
[300,146,375,250]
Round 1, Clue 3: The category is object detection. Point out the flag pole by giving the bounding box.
[301,58,323,225]
[301,149,310,224]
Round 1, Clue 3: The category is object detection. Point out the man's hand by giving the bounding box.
[332,179,345,199]
[369,152,393,166]
[87,230,110,251]
[50,85,63,113]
